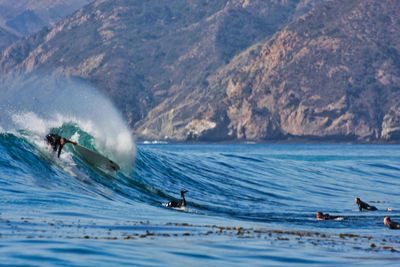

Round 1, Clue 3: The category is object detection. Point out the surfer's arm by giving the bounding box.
[68,139,77,145]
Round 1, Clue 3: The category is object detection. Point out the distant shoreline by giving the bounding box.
[136,139,400,145]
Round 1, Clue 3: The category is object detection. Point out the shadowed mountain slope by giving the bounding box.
[0,0,94,37]
[135,0,400,142]
[0,0,324,134]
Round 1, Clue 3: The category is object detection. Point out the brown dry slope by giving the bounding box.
[0,0,323,135]
[135,0,400,142]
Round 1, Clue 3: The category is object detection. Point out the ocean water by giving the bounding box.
[1,75,400,266]
[1,131,400,266]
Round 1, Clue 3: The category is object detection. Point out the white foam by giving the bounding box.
[0,73,136,174]
[71,131,80,143]
[12,112,48,136]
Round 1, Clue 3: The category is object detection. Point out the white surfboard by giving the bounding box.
[73,144,120,171]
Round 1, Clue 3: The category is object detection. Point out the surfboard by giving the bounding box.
[72,144,120,171]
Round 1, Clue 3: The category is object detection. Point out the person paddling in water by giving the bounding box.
[316,212,345,220]
[45,133,77,158]
[384,217,400,229]
[355,197,377,211]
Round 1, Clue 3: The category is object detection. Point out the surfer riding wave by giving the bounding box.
[45,132,121,171]
[45,133,77,158]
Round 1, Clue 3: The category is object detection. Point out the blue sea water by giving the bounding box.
[1,74,400,266]
[1,132,400,266]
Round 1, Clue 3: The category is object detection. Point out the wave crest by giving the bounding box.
[0,73,136,174]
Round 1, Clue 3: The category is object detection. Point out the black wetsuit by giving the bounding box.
[357,200,377,211]
[386,220,400,230]
[45,134,67,158]
[318,213,343,220]
[165,191,187,208]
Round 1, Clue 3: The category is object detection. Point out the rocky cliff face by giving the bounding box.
[232,0,400,142]
[135,0,400,142]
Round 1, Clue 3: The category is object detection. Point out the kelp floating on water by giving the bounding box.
[1,216,399,253]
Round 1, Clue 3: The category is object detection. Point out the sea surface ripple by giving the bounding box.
[1,133,400,266]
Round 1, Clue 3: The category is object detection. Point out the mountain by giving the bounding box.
[0,0,325,130]
[0,0,94,37]
[135,0,400,142]
[0,26,18,50]
[0,0,399,142]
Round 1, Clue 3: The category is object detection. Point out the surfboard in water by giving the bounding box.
[72,144,120,171]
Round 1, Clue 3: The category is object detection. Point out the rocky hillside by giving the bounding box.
[135,0,400,142]
[0,0,93,37]
[1,0,399,142]
[0,0,324,130]
[0,27,17,50]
